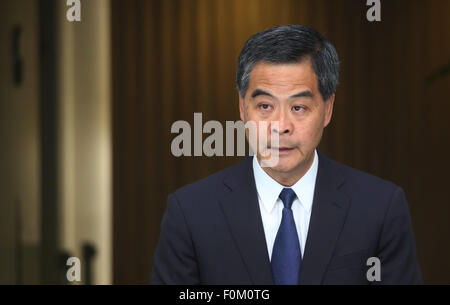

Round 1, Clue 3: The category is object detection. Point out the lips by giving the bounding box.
[269,147,292,150]
[269,147,294,155]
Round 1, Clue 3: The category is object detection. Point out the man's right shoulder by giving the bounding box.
[170,157,251,205]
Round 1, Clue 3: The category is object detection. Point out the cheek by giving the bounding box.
[295,117,325,143]
[244,104,259,122]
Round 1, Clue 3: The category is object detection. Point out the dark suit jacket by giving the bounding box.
[152,151,422,284]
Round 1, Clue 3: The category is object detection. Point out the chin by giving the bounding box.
[266,156,301,174]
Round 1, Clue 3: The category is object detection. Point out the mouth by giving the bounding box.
[268,146,294,155]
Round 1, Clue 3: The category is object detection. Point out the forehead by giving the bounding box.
[248,61,318,96]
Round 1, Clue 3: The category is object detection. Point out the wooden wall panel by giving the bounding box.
[112,0,450,284]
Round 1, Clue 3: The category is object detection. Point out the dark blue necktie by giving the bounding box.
[271,188,302,285]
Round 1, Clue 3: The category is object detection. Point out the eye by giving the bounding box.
[259,103,271,110]
[292,105,305,112]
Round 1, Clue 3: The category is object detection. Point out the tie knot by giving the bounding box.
[279,188,296,209]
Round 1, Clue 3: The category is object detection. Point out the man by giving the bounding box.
[152,25,422,284]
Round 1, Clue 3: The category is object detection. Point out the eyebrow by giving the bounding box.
[251,88,314,99]
[289,90,314,99]
[251,89,274,99]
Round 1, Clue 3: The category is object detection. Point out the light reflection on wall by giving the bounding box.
[58,0,111,285]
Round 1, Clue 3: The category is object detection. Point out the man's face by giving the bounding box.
[239,60,334,176]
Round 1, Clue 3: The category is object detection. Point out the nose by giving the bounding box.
[271,107,293,135]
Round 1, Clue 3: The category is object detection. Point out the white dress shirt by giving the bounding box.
[252,150,319,261]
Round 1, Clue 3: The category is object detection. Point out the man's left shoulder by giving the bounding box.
[321,153,404,205]
[331,158,398,191]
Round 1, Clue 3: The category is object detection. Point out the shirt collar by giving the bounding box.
[252,149,319,214]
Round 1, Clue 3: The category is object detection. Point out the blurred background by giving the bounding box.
[0,0,449,284]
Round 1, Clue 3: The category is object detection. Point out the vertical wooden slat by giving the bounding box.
[177,0,195,185]
[160,0,177,196]
[112,0,139,284]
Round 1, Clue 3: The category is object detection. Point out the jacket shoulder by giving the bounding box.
[172,157,249,203]
[331,158,399,192]
[321,154,403,213]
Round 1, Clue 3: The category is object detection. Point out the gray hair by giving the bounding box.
[236,25,340,101]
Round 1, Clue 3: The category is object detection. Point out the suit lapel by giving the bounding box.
[218,157,274,285]
[299,151,351,284]
[218,152,350,285]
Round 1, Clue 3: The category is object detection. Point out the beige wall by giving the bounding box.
[57,0,112,284]
[1,0,113,284]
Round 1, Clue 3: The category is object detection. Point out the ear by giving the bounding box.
[323,94,335,128]
[239,94,246,122]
